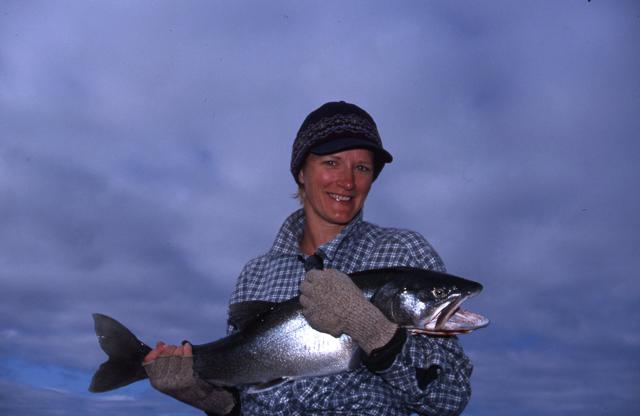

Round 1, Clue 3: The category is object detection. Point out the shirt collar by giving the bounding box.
[315,210,363,263]
[269,209,364,260]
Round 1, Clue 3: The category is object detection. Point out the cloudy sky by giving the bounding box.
[1,1,639,415]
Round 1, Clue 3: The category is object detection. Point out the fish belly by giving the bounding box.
[193,313,358,387]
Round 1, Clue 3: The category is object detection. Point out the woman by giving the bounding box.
[143,101,473,415]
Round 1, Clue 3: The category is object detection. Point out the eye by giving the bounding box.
[356,164,372,173]
[431,287,448,298]
[323,159,338,167]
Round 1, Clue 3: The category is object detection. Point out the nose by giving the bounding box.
[337,168,355,190]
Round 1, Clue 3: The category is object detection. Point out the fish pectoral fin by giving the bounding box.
[228,300,280,330]
[245,378,289,393]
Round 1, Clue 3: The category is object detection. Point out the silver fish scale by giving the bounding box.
[193,303,358,387]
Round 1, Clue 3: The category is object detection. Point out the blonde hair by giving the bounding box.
[293,186,305,205]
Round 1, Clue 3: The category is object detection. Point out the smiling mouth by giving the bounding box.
[328,193,352,202]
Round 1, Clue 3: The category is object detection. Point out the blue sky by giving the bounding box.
[1,1,639,415]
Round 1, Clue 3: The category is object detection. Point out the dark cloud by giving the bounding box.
[1,1,639,414]
[0,378,202,416]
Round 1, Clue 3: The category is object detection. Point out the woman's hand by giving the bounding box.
[300,268,398,355]
[143,340,235,414]
[144,341,191,363]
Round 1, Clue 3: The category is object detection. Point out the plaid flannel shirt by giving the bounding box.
[229,209,472,415]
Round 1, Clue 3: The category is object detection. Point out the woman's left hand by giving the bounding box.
[144,341,188,363]
[143,341,236,413]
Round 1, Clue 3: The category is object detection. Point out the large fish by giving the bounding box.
[89,267,488,393]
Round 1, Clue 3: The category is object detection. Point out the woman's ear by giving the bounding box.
[297,169,305,184]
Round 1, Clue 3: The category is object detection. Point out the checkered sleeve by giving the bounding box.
[227,257,267,334]
[376,335,472,415]
[391,229,447,272]
[368,229,472,415]
[229,258,261,305]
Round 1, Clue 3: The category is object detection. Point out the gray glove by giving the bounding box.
[143,354,235,415]
[299,268,398,355]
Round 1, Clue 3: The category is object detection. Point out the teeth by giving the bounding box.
[329,193,352,202]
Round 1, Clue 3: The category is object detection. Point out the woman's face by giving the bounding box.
[298,148,374,227]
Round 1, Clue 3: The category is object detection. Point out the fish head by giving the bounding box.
[370,269,489,335]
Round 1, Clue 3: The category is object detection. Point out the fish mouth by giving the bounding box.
[412,295,489,336]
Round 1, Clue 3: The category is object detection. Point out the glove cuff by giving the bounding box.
[361,327,407,371]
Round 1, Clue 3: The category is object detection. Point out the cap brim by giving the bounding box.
[310,138,393,163]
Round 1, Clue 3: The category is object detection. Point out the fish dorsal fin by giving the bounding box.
[228,301,279,330]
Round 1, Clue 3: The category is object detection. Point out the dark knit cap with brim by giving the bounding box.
[291,101,393,184]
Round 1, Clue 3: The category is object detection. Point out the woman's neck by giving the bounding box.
[299,216,345,256]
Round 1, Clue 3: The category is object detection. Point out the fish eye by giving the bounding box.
[431,287,448,298]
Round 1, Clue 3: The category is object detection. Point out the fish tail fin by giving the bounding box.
[89,313,152,393]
